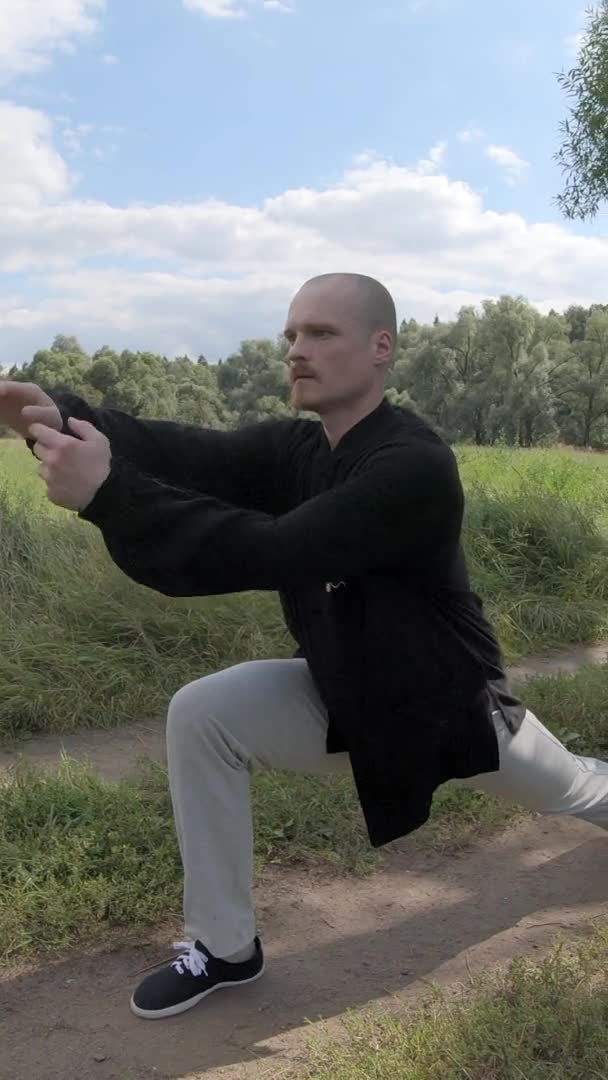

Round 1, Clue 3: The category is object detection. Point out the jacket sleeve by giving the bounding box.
[79,442,464,596]
[40,390,287,512]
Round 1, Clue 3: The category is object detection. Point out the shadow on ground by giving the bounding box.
[1,818,606,1080]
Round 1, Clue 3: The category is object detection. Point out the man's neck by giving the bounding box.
[320,390,386,451]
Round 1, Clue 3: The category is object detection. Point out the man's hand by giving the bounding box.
[0,380,62,439]
[29,417,112,511]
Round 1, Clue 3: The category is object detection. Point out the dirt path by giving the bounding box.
[1,641,607,782]
[1,642,607,1080]
[0,818,606,1080]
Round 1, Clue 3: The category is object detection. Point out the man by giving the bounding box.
[2,273,607,1022]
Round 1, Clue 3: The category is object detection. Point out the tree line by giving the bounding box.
[2,296,608,448]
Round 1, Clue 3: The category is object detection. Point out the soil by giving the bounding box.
[0,819,605,1080]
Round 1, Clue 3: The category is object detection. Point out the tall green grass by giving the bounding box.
[1,664,606,963]
[292,928,608,1080]
[457,444,608,514]
[1,441,607,740]
[459,447,608,656]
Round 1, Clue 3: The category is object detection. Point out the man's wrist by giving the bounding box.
[79,461,124,525]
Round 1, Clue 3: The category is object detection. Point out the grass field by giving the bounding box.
[1,439,607,742]
[459,445,608,656]
[290,927,608,1080]
[1,437,607,1075]
[1,664,606,964]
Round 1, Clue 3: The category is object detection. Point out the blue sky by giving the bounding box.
[0,0,602,365]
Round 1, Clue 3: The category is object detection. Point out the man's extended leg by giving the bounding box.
[168,657,346,956]
[461,708,608,829]
[131,658,347,1019]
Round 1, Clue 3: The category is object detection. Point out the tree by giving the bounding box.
[400,334,455,435]
[217,339,291,426]
[552,308,608,446]
[18,344,91,395]
[88,350,119,398]
[442,306,494,444]
[4,297,608,445]
[564,305,590,343]
[51,334,88,356]
[478,297,551,446]
[556,2,608,219]
[502,341,558,447]
[174,381,235,428]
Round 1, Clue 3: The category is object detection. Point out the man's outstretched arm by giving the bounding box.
[56,391,291,510]
[79,441,463,595]
[6,382,289,512]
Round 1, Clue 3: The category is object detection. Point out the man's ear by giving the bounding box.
[373,330,394,367]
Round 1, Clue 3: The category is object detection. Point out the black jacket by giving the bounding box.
[46,394,525,846]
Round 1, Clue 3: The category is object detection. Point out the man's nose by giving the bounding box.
[288,338,308,363]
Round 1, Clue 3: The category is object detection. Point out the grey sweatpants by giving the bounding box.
[167,659,608,957]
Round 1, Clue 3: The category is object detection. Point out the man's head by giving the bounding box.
[284,273,397,419]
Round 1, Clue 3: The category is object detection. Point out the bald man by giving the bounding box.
[2,273,607,1020]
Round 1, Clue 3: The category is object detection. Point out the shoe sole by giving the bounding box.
[129,962,266,1020]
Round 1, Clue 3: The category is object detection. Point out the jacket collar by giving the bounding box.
[319,397,394,459]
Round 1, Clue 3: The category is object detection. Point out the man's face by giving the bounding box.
[284,279,389,415]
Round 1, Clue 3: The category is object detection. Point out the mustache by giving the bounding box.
[290,371,317,383]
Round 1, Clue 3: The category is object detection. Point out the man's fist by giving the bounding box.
[29,417,111,511]
[0,381,62,440]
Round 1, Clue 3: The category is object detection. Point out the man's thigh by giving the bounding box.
[173,658,351,775]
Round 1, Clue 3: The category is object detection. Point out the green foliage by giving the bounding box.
[458,445,608,654]
[216,337,292,425]
[557,1,608,219]
[553,307,608,446]
[1,438,607,963]
[5,295,608,447]
[294,928,608,1079]
[0,442,607,743]
[10,335,235,429]
[0,759,371,961]
[523,664,608,757]
[388,299,608,448]
[465,488,608,653]
[0,446,292,740]
[1,659,607,963]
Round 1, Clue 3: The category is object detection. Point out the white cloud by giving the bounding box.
[100,52,118,64]
[0,0,104,83]
[416,141,447,175]
[183,0,248,16]
[62,125,84,155]
[0,101,72,206]
[486,144,529,185]
[91,143,118,161]
[457,128,484,144]
[183,0,293,17]
[58,118,122,160]
[3,111,608,363]
[263,0,294,11]
[429,141,446,166]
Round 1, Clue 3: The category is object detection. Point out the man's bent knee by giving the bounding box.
[167,675,220,743]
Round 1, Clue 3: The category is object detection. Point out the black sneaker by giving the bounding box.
[130,937,265,1020]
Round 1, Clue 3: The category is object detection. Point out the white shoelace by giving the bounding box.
[171,941,209,978]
